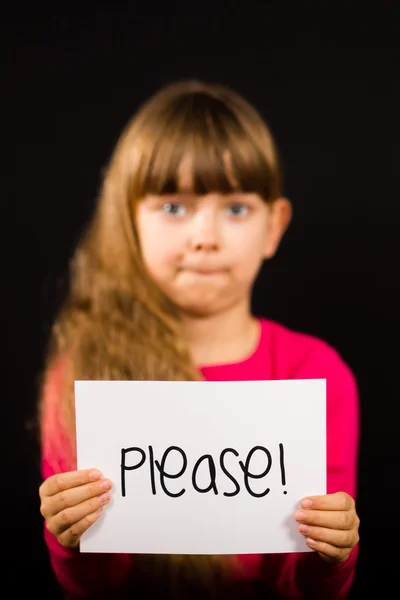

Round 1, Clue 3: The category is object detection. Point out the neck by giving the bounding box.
[180,300,259,367]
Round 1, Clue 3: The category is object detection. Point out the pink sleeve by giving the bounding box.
[41,359,132,598]
[261,341,360,599]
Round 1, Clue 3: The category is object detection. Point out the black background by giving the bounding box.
[3,3,399,598]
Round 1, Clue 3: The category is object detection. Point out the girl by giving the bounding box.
[38,79,360,600]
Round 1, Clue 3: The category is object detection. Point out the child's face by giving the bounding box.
[135,192,290,317]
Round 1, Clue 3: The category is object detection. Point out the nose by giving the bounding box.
[189,210,220,252]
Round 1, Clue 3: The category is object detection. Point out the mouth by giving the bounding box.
[179,267,227,276]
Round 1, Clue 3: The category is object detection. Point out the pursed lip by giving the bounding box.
[179,266,227,275]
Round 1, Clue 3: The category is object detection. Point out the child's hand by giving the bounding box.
[39,469,112,548]
[295,492,360,563]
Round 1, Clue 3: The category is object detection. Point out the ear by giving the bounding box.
[263,197,292,259]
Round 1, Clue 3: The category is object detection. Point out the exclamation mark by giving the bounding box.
[279,443,287,494]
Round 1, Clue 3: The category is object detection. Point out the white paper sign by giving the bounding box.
[75,379,326,555]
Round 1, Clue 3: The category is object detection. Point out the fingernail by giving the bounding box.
[295,510,306,522]
[99,493,110,504]
[89,469,102,480]
[307,538,316,546]
[99,479,112,490]
[302,498,312,508]
[299,524,309,534]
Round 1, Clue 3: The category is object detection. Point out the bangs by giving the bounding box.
[135,91,280,201]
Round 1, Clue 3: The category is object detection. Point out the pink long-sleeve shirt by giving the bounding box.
[41,318,359,599]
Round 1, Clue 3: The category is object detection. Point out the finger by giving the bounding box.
[304,537,350,563]
[295,508,356,530]
[40,469,103,498]
[298,524,358,549]
[47,492,111,537]
[301,492,354,512]
[42,478,112,519]
[57,507,105,548]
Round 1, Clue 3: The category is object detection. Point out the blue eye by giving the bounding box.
[227,203,249,216]
[162,202,186,216]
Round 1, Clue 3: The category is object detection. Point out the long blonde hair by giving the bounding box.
[39,79,283,593]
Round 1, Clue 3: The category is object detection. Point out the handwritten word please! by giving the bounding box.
[121,444,287,498]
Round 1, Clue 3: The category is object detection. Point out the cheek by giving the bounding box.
[229,227,268,272]
[139,224,183,275]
